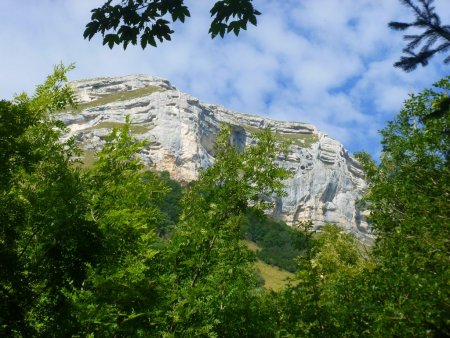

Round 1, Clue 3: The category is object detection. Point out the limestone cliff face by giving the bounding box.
[59,75,371,240]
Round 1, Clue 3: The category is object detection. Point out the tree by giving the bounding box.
[355,76,450,336]
[242,211,306,272]
[390,0,450,71]
[68,118,170,336]
[155,170,183,236]
[0,66,171,336]
[275,223,369,337]
[154,125,290,336]
[84,0,261,49]
[0,64,100,336]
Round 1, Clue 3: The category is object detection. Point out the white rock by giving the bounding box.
[60,75,372,241]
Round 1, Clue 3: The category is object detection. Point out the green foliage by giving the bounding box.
[25,63,77,116]
[84,0,260,49]
[68,117,170,336]
[155,171,183,236]
[275,223,369,337]
[357,78,449,237]
[5,65,448,337]
[355,76,450,337]
[155,125,291,336]
[0,67,292,335]
[274,77,450,338]
[0,64,96,336]
[242,211,307,272]
[0,67,170,337]
[209,0,261,38]
[310,225,365,276]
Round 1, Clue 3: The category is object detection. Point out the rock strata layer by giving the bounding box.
[59,75,371,241]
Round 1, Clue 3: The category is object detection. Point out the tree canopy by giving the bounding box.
[275,77,450,337]
[0,66,293,336]
[355,76,450,336]
[2,64,449,335]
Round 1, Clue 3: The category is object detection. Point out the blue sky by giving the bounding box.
[1,0,449,157]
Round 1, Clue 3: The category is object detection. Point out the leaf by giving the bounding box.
[140,35,147,49]
[103,34,118,49]
[83,21,100,40]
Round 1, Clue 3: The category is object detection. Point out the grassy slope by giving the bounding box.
[243,125,319,148]
[74,86,162,111]
[84,121,153,134]
[244,240,295,291]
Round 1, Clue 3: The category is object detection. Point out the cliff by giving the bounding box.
[59,75,371,240]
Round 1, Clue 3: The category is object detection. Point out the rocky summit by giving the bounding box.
[59,75,371,241]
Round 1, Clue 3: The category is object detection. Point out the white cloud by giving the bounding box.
[0,0,449,157]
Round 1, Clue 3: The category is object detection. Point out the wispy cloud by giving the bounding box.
[0,0,448,157]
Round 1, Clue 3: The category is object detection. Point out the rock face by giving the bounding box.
[59,75,371,240]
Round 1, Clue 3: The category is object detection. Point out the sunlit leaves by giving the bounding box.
[73,118,169,335]
[355,76,450,336]
[0,65,95,336]
[158,125,290,336]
